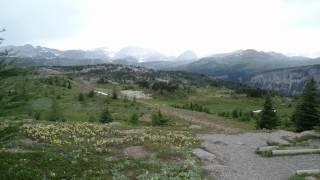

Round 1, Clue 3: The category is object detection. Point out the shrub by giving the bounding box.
[87,90,94,98]
[218,111,230,118]
[34,111,41,120]
[232,109,242,118]
[239,112,252,121]
[152,110,168,126]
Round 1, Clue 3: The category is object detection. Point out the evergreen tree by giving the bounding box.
[49,99,65,122]
[100,107,113,123]
[129,112,139,124]
[0,28,14,74]
[112,86,118,99]
[292,77,320,132]
[131,96,137,105]
[63,80,67,88]
[152,110,168,126]
[257,94,279,129]
[67,81,72,89]
[78,93,85,101]
[0,29,7,58]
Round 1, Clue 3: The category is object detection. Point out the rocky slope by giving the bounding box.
[246,64,320,95]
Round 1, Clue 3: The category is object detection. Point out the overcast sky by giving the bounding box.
[1,0,319,57]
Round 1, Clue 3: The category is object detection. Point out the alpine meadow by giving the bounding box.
[1,1,320,180]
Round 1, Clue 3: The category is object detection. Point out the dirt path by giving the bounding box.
[141,101,247,133]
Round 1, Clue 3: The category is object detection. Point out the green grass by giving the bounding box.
[0,75,148,124]
[0,123,21,147]
[290,175,306,180]
[0,151,115,180]
[147,87,295,127]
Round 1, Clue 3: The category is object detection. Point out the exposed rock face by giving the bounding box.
[247,64,320,95]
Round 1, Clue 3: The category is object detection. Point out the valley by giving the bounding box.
[2,1,320,179]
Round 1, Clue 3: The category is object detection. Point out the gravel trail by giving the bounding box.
[194,131,320,180]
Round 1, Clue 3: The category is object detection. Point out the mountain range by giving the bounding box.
[0,44,111,60]
[2,44,320,94]
[0,44,200,68]
[177,49,320,82]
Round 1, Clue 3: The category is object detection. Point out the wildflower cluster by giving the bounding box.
[22,122,199,151]
[0,122,9,131]
[22,122,119,153]
[135,130,200,147]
